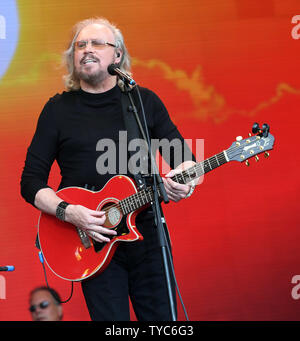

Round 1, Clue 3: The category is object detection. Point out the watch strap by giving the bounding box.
[55,201,70,221]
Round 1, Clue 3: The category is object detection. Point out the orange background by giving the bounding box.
[0,0,300,320]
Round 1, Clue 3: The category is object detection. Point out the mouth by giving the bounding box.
[81,56,99,65]
[35,316,47,321]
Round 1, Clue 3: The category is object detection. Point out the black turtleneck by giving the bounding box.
[21,85,191,206]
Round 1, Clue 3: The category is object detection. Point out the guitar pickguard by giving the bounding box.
[93,211,129,253]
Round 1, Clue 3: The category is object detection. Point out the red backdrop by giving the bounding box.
[0,0,299,320]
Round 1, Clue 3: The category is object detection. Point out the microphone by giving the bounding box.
[107,64,136,86]
[0,266,15,272]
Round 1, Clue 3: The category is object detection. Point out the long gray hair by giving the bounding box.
[62,17,132,91]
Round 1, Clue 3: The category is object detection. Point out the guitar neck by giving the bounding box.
[120,150,229,215]
[170,150,228,185]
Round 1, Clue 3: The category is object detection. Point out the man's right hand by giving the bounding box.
[65,204,117,243]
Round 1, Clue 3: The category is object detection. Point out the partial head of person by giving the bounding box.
[63,17,132,92]
[29,286,63,321]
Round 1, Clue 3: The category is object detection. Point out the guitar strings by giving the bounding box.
[96,185,154,215]
[173,138,255,184]
[172,151,227,184]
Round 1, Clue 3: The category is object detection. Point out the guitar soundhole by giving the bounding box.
[106,205,122,227]
[93,202,129,253]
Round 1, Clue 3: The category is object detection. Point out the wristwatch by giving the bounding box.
[55,201,70,221]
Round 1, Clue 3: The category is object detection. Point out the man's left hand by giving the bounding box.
[163,161,197,202]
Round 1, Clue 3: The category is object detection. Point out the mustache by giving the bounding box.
[80,54,100,64]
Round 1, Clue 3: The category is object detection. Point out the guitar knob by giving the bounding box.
[264,151,269,158]
[236,136,243,141]
[255,155,259,162]
[245,160,250,166]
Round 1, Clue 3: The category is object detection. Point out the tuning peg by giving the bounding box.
[248,133,252,137]
[236,136,243,141]
[252,122,270,137]
[252,122,259,134]
[255,155,259,162]
[264,151,269,158]
[262,123,270,137]
[245,160,250,166]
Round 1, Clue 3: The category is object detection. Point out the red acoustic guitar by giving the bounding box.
[38,128,275,281]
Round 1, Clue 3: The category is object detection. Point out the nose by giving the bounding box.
[84,41,92,50]
[34,306,44,314]
[83,40,97,53]
[82,44,92,54]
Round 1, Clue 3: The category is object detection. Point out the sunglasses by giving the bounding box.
[29,300,50,312]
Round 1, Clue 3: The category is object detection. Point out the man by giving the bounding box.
[29,287,63,321]
[21,17,196,321]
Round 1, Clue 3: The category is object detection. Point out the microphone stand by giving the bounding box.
[122,81,177,321]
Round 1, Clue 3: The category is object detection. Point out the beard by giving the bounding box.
[74,52,112,87]
[74,52,117,88]
[74,67,108,87]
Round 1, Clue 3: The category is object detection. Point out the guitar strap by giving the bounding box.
[120,89,148,190]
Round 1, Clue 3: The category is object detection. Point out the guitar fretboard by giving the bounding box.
[119,151,228,215]
[171,151,227,184]
[119,186,158,215]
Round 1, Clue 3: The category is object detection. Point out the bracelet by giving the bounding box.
[185,185,195,199]
[55,201,70,221]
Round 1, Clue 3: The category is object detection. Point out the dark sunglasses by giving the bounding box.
[29,300,50,312]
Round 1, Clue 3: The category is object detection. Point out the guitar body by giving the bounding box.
[38,175,144,282]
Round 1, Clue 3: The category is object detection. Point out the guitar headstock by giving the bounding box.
[226,123,275,165]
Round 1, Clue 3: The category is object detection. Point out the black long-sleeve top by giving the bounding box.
[21,85,192,207]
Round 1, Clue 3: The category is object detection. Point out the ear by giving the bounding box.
[115,49,122,63]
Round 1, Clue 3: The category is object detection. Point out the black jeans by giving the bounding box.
[81,216,176,321]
